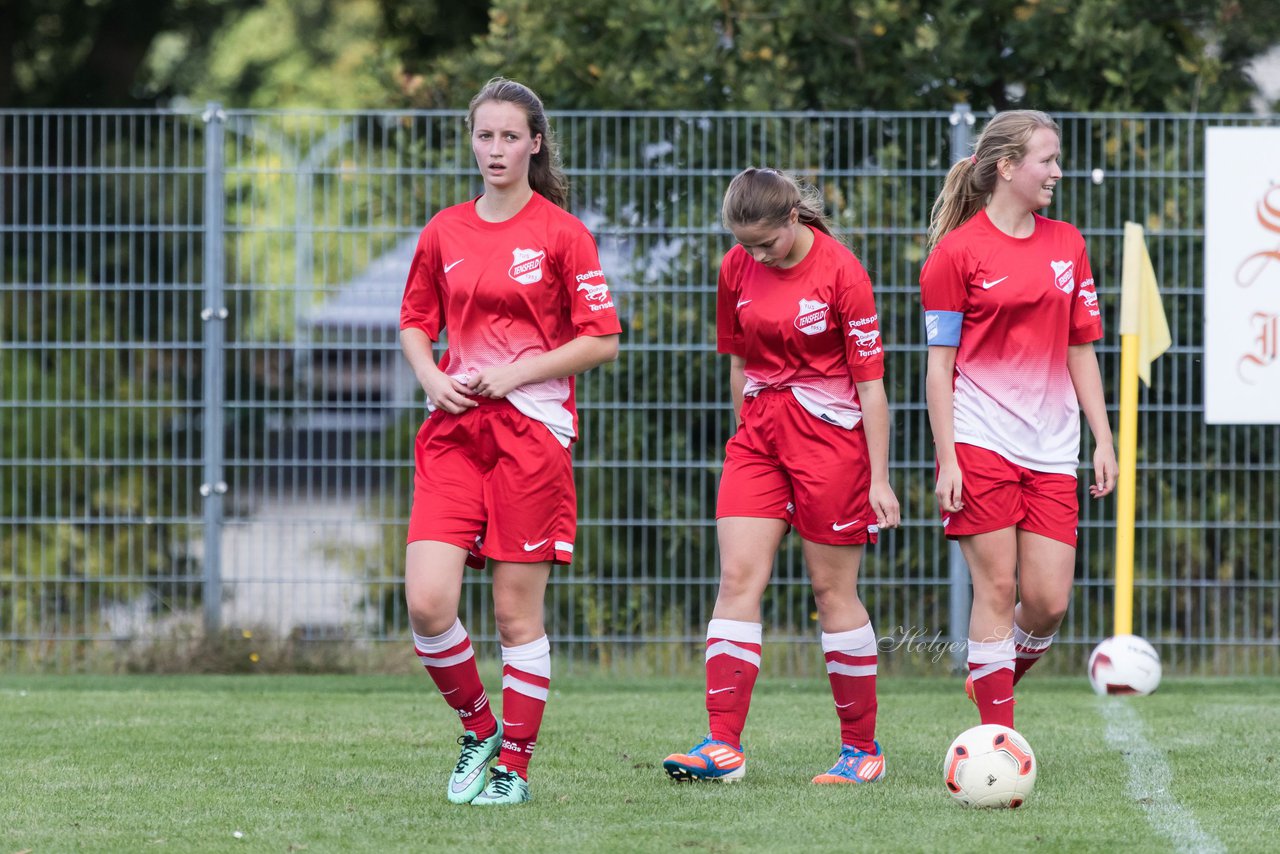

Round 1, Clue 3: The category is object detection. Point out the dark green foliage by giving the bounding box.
[404,0,1280,113]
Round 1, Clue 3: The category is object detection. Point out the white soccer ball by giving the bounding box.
[1088,634,1162,696]
[943,724,1037,809]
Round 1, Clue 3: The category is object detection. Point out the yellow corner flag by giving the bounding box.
[1113,222,1172,635]
[1119,222,1172,385]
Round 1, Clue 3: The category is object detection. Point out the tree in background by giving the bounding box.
[5,1,1276,112]
[0,0,255,107]
[0,0,485,109]
[146,0,471,109]
[404,0,1280,113]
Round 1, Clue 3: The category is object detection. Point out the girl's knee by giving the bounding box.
[1021,597,1069,630]
[976,575,1018,610]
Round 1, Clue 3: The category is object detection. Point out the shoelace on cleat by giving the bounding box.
[486,768,519,796]
[838,749,865,770]
[454,733,485,775]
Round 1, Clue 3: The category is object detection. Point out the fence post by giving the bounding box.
[201,103,228,636]
[946,103,976,671]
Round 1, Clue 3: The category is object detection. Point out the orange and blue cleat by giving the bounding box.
[663,736,746,782]
[812,741,886,784]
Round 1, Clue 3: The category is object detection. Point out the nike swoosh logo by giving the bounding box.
[450,765,485,794]
[441,688,459,696]
[981,276,1008,289]
[444,259,464,273]
[736,299,752,309]
[523,539,549,551]
[992,696,1014,705]
[501,721,523,728]
[707,687,735,695]
[832,519,860,531]
[835,700,855,708]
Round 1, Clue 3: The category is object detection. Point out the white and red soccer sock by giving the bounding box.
[704,618,762,749]
[413,619,496,739]
[821,622,879,753]
[968,637,1016,728]
[1012,624,1055,685]
[497,635,551,780]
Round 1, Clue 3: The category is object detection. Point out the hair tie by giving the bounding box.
[970,154,978,166]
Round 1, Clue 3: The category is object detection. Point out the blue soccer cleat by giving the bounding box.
[663,736,746,782]
[812,741,886,784]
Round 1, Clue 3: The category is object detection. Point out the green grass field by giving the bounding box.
[3,674,1277,853]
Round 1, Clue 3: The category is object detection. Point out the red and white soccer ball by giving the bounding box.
[943,724,1038,809]
[1087,634,1162,696]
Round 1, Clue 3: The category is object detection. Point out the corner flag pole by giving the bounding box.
[1115,222,1172,636]
[1114,315,1140,636]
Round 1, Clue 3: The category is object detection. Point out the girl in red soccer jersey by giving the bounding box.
[663,168,900,785]
[920,110,1117,730]
[399,78,621,806]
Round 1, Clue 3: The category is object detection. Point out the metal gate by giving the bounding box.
[2,107,1277,675]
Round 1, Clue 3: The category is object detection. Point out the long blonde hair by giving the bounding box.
[926,110,1060,251]
[722,167,833,236]
[467,77,569,210]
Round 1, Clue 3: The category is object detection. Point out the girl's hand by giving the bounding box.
[870,480,901,529]
[421,370,477,414]
[466,363,528,399]
[935,462,964,514]
[1090,442,1118,498]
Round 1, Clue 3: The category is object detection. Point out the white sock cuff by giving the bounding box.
[499,635,550,660]
[707,618,762,645]
[412,619,468,654]
[501,635,551,679]
[1013,624,1056,649]
[820,622,877,655]
[968,637,1016,665]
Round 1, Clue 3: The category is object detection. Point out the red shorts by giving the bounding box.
[941,443,1079,547]
[407,399,575,564]
[717,390,878,546]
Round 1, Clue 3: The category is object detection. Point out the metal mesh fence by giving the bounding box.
[2,107,1277,675]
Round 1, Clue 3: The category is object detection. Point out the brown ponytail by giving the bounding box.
[927,110,1059,252]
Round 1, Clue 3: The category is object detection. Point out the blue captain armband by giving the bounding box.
[924,310,963,346]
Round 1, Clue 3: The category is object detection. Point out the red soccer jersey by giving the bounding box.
[717,228,885,429]
[919,210,1103,474]
[400,192,622,446]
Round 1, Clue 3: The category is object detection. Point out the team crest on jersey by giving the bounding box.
[793,298,830,335]
[509,247,546,285]
[1050,260,1075,293]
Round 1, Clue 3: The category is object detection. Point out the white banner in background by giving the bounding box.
[1204,127,1280,424]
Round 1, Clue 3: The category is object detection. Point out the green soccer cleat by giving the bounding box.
[447,725,502,804]
[470,765,531,806]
